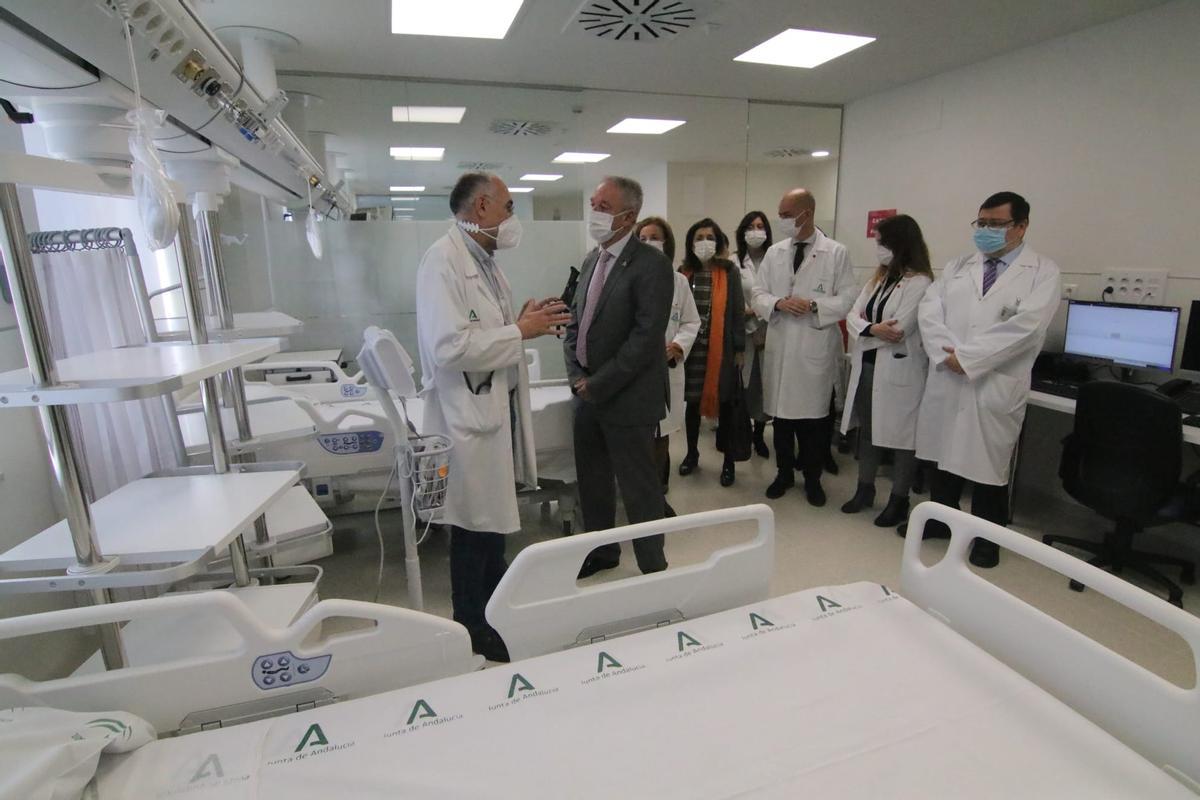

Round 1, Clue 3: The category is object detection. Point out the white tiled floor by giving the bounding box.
[320,432,1198,688]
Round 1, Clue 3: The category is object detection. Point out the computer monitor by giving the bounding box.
[1063,300,1180,371]
[1178,300,1200,376]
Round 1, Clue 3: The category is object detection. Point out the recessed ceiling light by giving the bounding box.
[607,118,686,135]
[389,146,445,161]
[389,185,426,192]
[520,173,563,181]
[552,152,610,164]
[734,28,875,69]
[392,106,467,124]
[391,0,523,40]
[509,187,535,193]
[394,207,415,211]
[811,150,831,158]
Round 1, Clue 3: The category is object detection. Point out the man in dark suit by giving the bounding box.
[564,176,675,578]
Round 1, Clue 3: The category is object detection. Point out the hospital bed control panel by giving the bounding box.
[317,431,385,455]
[252,651,332,690]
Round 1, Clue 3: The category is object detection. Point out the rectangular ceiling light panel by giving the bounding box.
[392,106,467,123]
[552,152,610,164]
[389,185,426,192]
[607,118,686,135]
[391,0,524,39]
[734,29,874,69]
[389,147,445,161]
[520,174,563,181]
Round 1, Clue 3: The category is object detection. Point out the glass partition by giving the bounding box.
[216,75,842,378]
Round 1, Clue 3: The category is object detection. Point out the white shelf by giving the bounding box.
[156,311,304,340]
[263,349,343,364]
[0,340,281,407]
[177,397,317,456]
[0,470,299,570]
[72,582,318,676]
[262,485,330,544]
[0,152,134,197]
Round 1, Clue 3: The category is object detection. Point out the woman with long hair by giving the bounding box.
[734,210,772,458]
[678,218,745,487]
[636,216,700,514]
[839,213,935,527]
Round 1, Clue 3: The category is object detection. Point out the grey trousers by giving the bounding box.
[854,359,917,498]
[573,399,667,572]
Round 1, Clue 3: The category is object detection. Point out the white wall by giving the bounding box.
[836,0,1199,318]
[834,0,1200,531]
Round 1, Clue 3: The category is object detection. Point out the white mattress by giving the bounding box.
[92,582,1189,798]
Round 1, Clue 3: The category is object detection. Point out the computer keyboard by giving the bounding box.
[1031,379,1081,399]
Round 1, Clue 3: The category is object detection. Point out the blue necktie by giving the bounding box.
[982,258,999,296]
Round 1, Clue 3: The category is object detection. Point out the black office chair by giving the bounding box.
[1043,382,1197,607]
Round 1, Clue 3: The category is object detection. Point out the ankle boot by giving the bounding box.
[840,484,875,514]
[873,494,910,527]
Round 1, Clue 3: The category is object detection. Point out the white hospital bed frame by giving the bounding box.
[0,591,477,736]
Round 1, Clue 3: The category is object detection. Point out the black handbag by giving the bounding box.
[721,368,754,463]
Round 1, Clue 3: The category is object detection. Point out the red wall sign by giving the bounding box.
[866,209,897,238]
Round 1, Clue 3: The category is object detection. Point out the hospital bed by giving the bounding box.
[10,502,1196,798]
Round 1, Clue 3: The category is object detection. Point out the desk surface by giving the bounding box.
[0,471,298,570]
[94,582,1188,799]
[1029,390,1200,445]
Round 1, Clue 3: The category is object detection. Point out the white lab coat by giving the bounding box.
[915,247,1061,486]
[414,225,537,534]
[840,273,932,449]
[661,272,701,436]
[750,231,857,419]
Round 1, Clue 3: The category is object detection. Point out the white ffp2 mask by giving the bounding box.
[775,216,797,240]
[744,229,768,248]
[588,208,628,243]
[876,244,894,266]
[641,238,665,252]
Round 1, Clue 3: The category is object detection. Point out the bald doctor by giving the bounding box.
[415,172,570,661]
[750,188,857,506]
[904,191,1060,568]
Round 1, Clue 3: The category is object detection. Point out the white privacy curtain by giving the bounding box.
[33,247,180,499]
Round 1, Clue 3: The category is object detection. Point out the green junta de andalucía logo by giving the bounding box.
[677,631,701,651]
[816,595,842,613]
[191,754,224,783]
[468,309,480,322]
[407,699,437,725]
[596,651,621,672]
[294,723,329,753]
[749,612,773,630]
[508,673,535,699]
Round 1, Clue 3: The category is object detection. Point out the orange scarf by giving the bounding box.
[700,264,727,418]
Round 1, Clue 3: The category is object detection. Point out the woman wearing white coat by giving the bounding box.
[415,173,570,661]
[735,210,773,458]
[636,217,700,515]
[906,191,1060,569]
[839,215,934,527]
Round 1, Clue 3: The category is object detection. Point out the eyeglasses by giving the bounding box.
[970,218,1015,231]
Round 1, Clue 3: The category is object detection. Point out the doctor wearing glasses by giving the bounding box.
[905,191,1060,568]
[416,172,570,662]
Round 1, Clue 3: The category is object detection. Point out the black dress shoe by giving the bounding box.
[873,495,910,527]
[896,518,952,539]
[578,556,620,579]
[766,472,794,499]
[969,539,1000,568]
[805,481,827,507]
[468,626,510,663]
[720,461,736,487]
[840,484,875,514]
[678,453,699,476]
[823,452,839,475]
[663,501,678,518]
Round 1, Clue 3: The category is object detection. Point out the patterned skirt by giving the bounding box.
[684,269,713,403]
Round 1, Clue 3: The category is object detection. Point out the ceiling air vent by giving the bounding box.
[456,161,505,171]
[573,1,702,41]
[764,148,811,159]
[488,119,556,137]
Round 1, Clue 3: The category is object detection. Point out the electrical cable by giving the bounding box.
[372,461,398,604]
[0,77,101,91]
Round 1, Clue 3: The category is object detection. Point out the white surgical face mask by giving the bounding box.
[493,214,522,250]
[744,229,768,248]
[775,216,797,240]
[641,238,665,252]
[876,243,894,266]
[693,240,717,261]
[588,208,629,243]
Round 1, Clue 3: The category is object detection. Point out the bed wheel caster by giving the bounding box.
[1068,579,1086,593]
